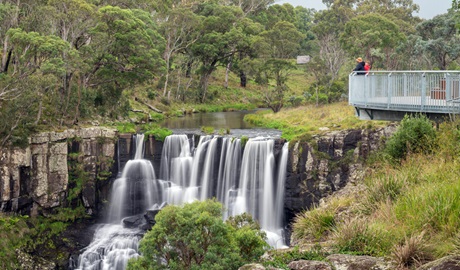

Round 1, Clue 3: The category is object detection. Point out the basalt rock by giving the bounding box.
[284,125,397,234]
[0,127,118,216]
[417,255,460,270]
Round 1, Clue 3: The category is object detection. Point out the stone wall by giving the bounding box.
[0,127,118,216]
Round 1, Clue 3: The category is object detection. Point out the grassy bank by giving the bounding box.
[291,116,460,268]
[245,102,388,141]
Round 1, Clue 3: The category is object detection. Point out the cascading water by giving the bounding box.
[159,135,289,248]
[74,133,289,270]
[75,134,159,270]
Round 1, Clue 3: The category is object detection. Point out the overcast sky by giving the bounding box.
[276,0,452,19]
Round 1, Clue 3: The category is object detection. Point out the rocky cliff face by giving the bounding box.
[0,126,396,221]
[0,127,118,217]
[284,125,397,228]
[0,126,397,268]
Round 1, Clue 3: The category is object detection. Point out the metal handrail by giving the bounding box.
[349,71,460,115]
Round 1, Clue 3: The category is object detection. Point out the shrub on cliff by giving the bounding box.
[384,114,436,160]
[127,200,268,270]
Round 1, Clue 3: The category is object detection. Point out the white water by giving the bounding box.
[75,134,289,270]
[76,134,157,270]
[160,135,289,249]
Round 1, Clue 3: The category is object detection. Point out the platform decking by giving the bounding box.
[349,71,460,120]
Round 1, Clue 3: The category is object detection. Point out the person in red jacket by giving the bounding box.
[364,61,371,74]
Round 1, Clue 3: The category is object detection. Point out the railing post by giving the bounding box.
[348,73,352,104]
[387,73,392,109]
[421,73,426,110]
[403,73,407,97]
[446,73,451,101]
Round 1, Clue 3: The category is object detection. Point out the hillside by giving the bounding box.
[260,114,460,270]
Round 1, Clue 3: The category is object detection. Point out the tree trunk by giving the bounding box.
[224,61,231,89]
[163,52,171,96]
[240,71,247,87]
[200,72,211,103]
[1,37,12,73]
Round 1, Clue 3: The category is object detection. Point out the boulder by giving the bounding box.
[238,263,266,270]
[418,255,460,270]
[326,254,392,270]
[288,259,332,270]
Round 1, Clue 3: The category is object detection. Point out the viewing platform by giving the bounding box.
[349,71,460,121]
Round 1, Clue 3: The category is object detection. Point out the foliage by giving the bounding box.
[332,217,395,256]
[243,102,384,141]
[261,246,327,270]
[240,135,249,148]
[304,120,460,262]
[340,13,406,68]
[293,207,336,241]
[0,214,30,269]
[413,12,460,70]
[142,124,172,141]
[225,213,269,262]
[115,122,137,133]
[201,126,215,134]
[384,114,436,160]
[390,232,433,269]
[128,200,268,270]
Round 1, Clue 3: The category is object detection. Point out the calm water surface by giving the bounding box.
[160,110,282,138]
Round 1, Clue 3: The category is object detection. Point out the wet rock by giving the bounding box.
[144,209,161,224]
[123,215,144,228]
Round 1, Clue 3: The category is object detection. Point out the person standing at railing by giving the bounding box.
[364,61,371,74]
[353,57,366,75]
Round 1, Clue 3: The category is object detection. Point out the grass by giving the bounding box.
[244,102,389,141]
[291,119,460,267]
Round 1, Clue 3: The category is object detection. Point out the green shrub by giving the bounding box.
[149,112,164,122]
[262,246,327,270]
[394,179,460,235]
[128,200,268,270]
[309,93,328,104]
[363,175,405,213]
[115,122,136,133]
[292,207,336,241]
[240,135,249,148]
[288,96,304,107]
[384,114,436,160]
[201,126,215,134]
[147,90,157,100]
[333,218,394,256]
[143,127,172,142]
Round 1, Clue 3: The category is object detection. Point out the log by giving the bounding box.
[135,97,163,113]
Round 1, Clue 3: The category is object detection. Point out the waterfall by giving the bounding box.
[160,135,288,248]
[75,133,289,270]
[75,134,157,270]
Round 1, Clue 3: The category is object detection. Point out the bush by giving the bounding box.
[390,232,432,269]
[128,200,268,270]
[333,218,394,256]
[201,126,215,134]
[308,93,328,104]
[288,96,304,107]
[143,126,172,142]
[262,246,326,270]
[384,114,436,160]
[292,207,336,241]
